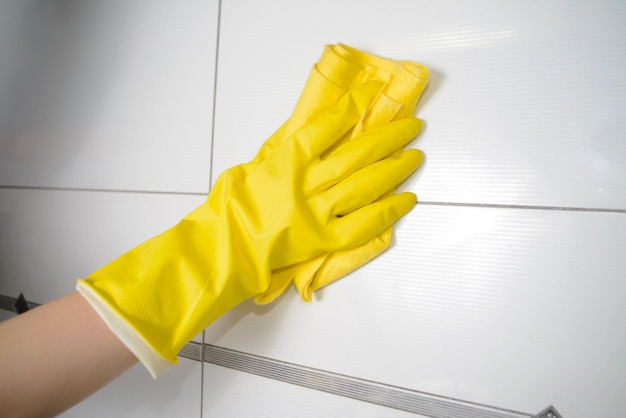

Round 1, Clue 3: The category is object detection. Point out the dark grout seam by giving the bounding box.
[206,0,222,197]
[0,184,207,197]
[2,184,624,214]
[417,200,626,214]
[201,0,224,414]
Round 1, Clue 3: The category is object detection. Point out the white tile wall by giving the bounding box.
[204,205,626,417]
[207,1,626,417]
[1,1,625,417]
[0,0,218,193]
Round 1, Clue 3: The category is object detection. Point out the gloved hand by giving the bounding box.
[254,44,429,304]
[76,81,423,377]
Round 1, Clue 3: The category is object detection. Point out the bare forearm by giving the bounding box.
[0,291,138,418]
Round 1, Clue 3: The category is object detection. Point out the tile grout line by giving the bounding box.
[1,184,624,214]
[207,0,222,197]
[201,0,223,415]
[416,200,626,213]
[0,184,207,197]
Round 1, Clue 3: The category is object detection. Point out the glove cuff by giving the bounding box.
[76,280,175,379]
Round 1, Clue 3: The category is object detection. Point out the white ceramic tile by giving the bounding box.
[0,0,218,193]
[61,358,201,418]
[0,188,206,342]
[204,204,626,418]
[212,0,626,209]
[202,362,424,417]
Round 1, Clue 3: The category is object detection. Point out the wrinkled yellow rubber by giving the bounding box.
[77,82,423,369]
[254,44,429,304]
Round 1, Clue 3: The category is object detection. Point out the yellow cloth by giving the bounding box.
[76,82,423,377]
[254,44,429,304]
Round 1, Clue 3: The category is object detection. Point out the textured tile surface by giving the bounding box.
[204,204,626,417]
[212,0,626,209]
[205,3,626,415]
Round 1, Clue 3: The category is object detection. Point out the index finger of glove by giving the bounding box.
[323,149,423,217]
[330,192,417,250]
[289,81,383,159]
[306,118,422,193]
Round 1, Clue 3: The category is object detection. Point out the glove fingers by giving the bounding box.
[306,118,422,192]
[323,149,423,216]
[330,192,417,250]
[289,81,383,159]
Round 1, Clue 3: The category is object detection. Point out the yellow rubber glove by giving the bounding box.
[254,44,429,304]
[76,82,423,377]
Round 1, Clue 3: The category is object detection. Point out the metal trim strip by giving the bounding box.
[0,294,559,417]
